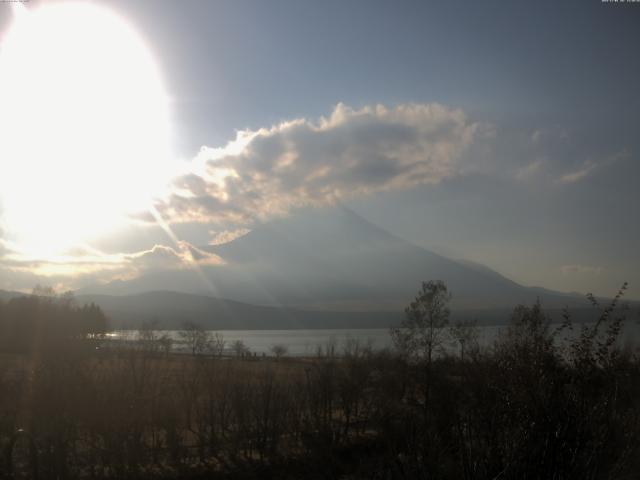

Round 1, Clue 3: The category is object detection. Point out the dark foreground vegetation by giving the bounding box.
[0,283,638,479]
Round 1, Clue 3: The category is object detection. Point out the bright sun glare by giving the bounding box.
[0,2,172,257]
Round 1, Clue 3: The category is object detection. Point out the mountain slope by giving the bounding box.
[79,205,592,312]
[199,205,588,310]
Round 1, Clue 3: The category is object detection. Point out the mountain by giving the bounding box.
[76,205,605,326]
[199,206,539,310]
[203,205,594,310]
[0,288,400,329]
[76,291,401,330]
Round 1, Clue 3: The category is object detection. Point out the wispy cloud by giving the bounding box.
[124,242,223,272]
[0,240,9,260]
[150,103,488,225]
[0,226,10,259]
[515,158,546,181]
[555,161,598,185]
[530,126,569,145]
[555,149,629,185]
[208,228,251,246]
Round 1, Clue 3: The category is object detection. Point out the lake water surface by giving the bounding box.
[111,322,640,357]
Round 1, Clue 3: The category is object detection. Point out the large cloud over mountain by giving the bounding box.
[153,103,488,224]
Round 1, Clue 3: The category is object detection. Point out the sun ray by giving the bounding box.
[147,205,227,300]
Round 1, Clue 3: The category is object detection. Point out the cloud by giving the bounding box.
[530,126,569,145]
[0,241,224,292]
[152,103,487,225]
[509,144,630,186]
[208,228,251,246]
[125,245,185,271]
[515,158,546,181]
[561,264,603,276]
[0,254,128,292]
[60,244,108,258]
[124,242,224,272]
[555,149,629,185]
[0,226,10,259]
[555,160,598,185]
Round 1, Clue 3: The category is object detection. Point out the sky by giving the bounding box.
[0,0,639,299]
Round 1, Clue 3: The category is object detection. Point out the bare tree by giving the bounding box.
[390,280,451,413]
[210,332,226,357]
[270,344,288,359]
[138,319,161,353]
[179,321,212,356]
[449,319,479,361]
[32,284,56,298]
[157,334,173,355]
[231,339,249,358]
[390,280,451,363]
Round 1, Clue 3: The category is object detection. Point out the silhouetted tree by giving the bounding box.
[209,331,226,356]
[270,344,288,359]
[390,280,451,362]
[449,319,479,361]
[232,339,249,358]
[0,288,108,353]
[178,320,212,356]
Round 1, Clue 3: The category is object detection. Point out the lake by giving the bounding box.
[110,322,640,357]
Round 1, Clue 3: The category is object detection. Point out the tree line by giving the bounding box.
[0,286,108,354]
[0,282,636,479]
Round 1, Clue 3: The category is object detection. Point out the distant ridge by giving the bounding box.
[76,291,402,330]
[0,287,630,330]
[75,291,619,330]
[0,289,25,302]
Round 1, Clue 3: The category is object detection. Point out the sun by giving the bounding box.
[0,2,172,257]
